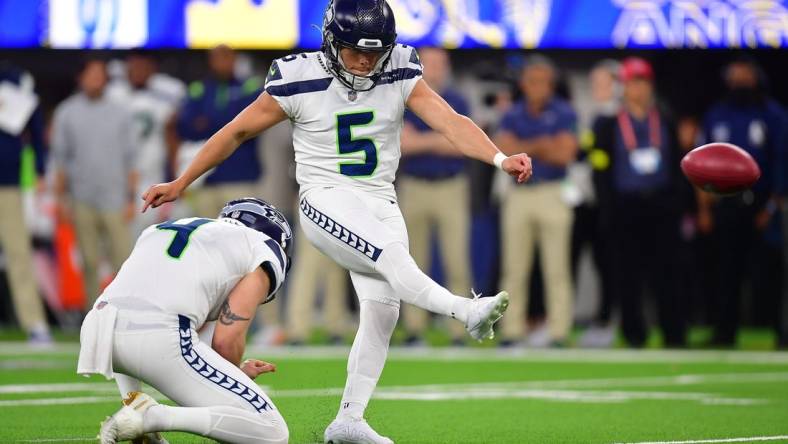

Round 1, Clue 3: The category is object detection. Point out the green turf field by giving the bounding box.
[1,343,788,443]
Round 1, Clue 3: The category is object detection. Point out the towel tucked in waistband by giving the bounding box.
[76,301,118,380]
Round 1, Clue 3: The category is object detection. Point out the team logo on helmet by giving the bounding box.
[219,197,294,275]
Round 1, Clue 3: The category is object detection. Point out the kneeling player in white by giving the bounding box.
[77,198,292,444]
[141,1,532,442]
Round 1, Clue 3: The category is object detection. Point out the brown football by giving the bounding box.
[680,142,761,195]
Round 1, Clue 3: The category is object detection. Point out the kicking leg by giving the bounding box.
[300,189,504,332]
[374,243,508,341]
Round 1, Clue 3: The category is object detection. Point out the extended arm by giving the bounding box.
[211,267,271,366]
[400,121,459,156]
[406,80,532,182]
[142,92,288,211]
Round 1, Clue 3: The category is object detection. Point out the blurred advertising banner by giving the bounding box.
[49,0,148,49]
[185,0,298,48]
[1,0,786,49]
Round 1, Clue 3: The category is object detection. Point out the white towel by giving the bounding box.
[77,302,118,380]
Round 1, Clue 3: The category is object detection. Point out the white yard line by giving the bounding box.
[17,438,95,443]
[4,371,788,396]
[0,385,766,407]
[2,342,788,364]
[0,382,118,394]
[0,359,73,370]
[614,435,788,444]
[1,396,115,406]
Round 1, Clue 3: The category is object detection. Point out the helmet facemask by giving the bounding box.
[323,31,394,92]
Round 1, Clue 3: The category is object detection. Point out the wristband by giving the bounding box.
[493,152,507,170]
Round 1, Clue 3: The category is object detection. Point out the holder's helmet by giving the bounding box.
[219,197,293,275]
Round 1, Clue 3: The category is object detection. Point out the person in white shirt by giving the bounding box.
[106,50,185,237]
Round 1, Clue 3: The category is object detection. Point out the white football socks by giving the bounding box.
[375,243,469,323]
[143,404,288,444]
[113,373,141,398]
[338,300,398,419]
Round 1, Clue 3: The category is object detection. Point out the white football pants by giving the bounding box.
[111,310,288,444]
[299,186,470,416]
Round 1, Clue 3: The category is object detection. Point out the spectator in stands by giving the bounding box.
[592,57,685,347]
[575,59,620,348]
[0,61,51,344]
[399,47,471,346]
[701,56,787,347]
[588,60,622,118]
[51,57,136,305]
[106,49,185,237]
[175,45,264,217]
[495,55,578,347]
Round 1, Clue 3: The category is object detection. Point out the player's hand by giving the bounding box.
[141,180,183,213]
[241,359,276,379]
[502,153,533,184]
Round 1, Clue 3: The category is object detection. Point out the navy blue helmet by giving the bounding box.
[219,197,293,274]
[321,0,397,91]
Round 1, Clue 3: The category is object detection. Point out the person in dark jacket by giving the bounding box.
[176,45,264,217]
[700,57,787,347]
[592,57,685,348]
[0,61,50,344]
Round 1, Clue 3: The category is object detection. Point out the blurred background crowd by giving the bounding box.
[1,44,786,350]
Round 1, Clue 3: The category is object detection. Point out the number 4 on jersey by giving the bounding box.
[157,219,213,259]
[336,111,378,177]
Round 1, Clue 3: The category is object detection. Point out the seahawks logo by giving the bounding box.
[263,207,292,238]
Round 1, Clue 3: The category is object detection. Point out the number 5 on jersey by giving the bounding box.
[336,111,377,177]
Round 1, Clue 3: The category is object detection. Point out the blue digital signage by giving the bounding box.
[1,0,786,49]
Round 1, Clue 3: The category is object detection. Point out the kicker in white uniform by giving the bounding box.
[141,0,533,442]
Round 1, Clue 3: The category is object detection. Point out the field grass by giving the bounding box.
[1,341,788,443]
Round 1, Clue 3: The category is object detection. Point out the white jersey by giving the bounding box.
[107,74,185,190]
[264,45,423,200]
[100,218,287,328]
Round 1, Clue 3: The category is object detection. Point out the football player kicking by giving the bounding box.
[77,198,292,444]
[142,0,532,442]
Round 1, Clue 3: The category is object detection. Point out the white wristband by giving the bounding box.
[493,152,507,170]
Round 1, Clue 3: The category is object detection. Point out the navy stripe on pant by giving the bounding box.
[178,315,272,412]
